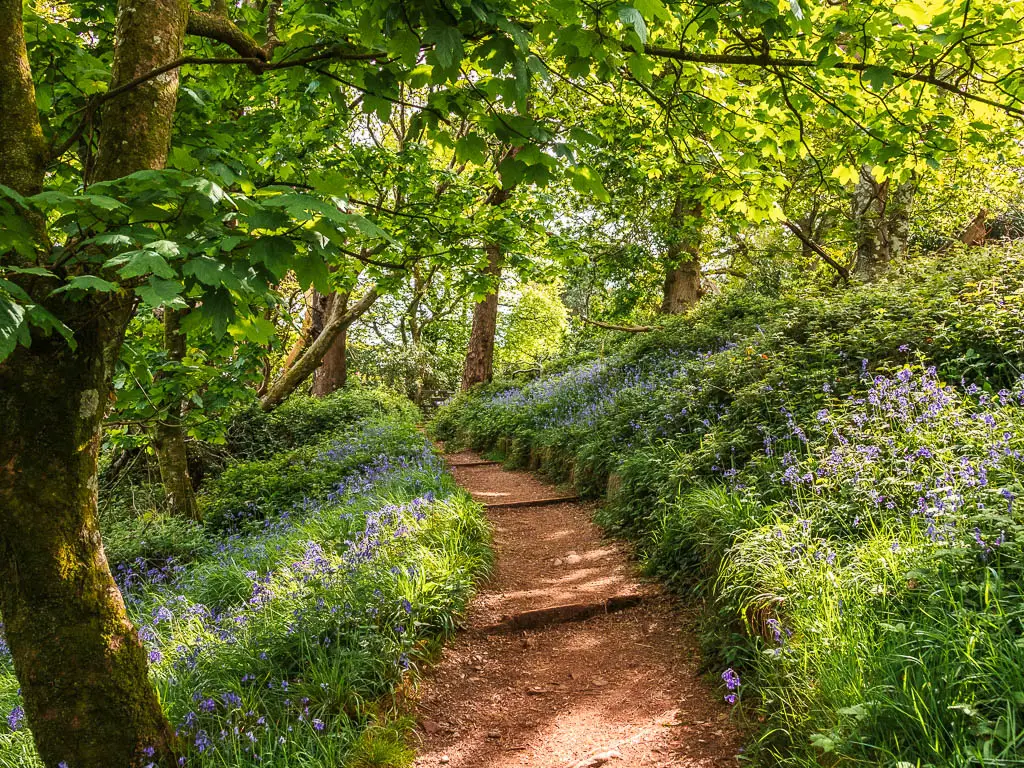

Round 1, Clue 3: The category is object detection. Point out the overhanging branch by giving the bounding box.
[643,46,1024,118]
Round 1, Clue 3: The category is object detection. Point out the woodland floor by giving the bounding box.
[412,450,742,768]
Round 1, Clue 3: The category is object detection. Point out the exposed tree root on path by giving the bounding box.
[413,451,742,767]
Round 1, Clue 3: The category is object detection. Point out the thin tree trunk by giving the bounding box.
[311,293,348,396]
[153,309,201,520]
[460,178,515,391]
[261,288,378,410]
[461,242,503,390]
[660,196,704,314]
[0,0,186,761]
[851,166,916,281]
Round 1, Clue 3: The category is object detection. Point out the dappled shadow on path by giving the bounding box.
[413,453,742,767]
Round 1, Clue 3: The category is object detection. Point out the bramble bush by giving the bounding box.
[0,394,490,768]
[433,246,1024,766]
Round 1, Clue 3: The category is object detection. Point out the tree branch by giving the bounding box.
[260,287,379,410]
[643,46,1024,118]
[782,219,850,281]
[187,9,268,63]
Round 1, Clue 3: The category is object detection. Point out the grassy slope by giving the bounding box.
[433,248,1024,767]
[0,389,491,767]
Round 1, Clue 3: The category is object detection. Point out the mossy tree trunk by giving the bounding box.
[0,298,179,767]
[0,0,187,762]
[153,308,201,520]
[661,195,704,315]
[851,166,916,281]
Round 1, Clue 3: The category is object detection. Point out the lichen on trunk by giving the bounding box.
[660,195,704,315]
[0,296,178,766]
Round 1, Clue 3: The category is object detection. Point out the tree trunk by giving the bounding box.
[153,309,201,520]
[461,243,503,390]
[0,0,46,196]
[660,196,704,314]
[311,293,348,396]
[851,166,916,281]
[0,297,179,767]
[0,0,187,761]
[261,288,378,411]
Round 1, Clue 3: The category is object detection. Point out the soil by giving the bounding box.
[413,453,743,768]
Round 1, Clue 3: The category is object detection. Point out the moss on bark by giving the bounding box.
[0,295,178,767]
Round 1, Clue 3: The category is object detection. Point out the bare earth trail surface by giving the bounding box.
[413,450,742,768]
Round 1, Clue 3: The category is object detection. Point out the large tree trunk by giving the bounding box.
[660,196,704,314]
[310,292,348,396]
[0,0,186,761]
[0,297,179,767]
[261,288,378,410]
[0,0,46,197]
[153,309,201,520]
[460,243,503,390]
[851,166,916,281]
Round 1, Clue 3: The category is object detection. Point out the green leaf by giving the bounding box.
[426,25,463,70]
[7,266,56,278]
[633,0,670,20]
[0,297,28,362]
[863,65,895,91]
[111,250,177,279]
[455,133,489,165]
[51,275,119,295]
[136,277,184,307]
[183,256,242,290]
[568,165,610,203]
[389,29,422,67]
[628,53,653,85]
[618,7,648,45]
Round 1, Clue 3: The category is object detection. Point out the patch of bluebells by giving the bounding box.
[0,422,478,765]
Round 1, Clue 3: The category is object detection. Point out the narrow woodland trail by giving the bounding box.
[413,451,742,768]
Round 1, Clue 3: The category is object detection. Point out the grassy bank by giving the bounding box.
[0,389,490,767]
[432,248,1024,766]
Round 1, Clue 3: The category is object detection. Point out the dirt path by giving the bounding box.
[412,452,742,768]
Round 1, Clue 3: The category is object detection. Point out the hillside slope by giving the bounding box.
[434,248,1024,766]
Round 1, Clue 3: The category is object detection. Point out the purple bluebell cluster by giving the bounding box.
[721,668,741,704]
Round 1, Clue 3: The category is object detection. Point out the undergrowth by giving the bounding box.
[433,247,1024,767]
[0,390,490,767]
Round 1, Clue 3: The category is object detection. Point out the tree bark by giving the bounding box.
[261,288,378,410]
[460,242,503,390]
[153,309,201,520]
[310,293,348,396]
[851,166,916,281]
[92,0,189,181]
[0,0,187,761]
[0,0,46,196]
[0,296,179,768]
[660,196,704,314]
